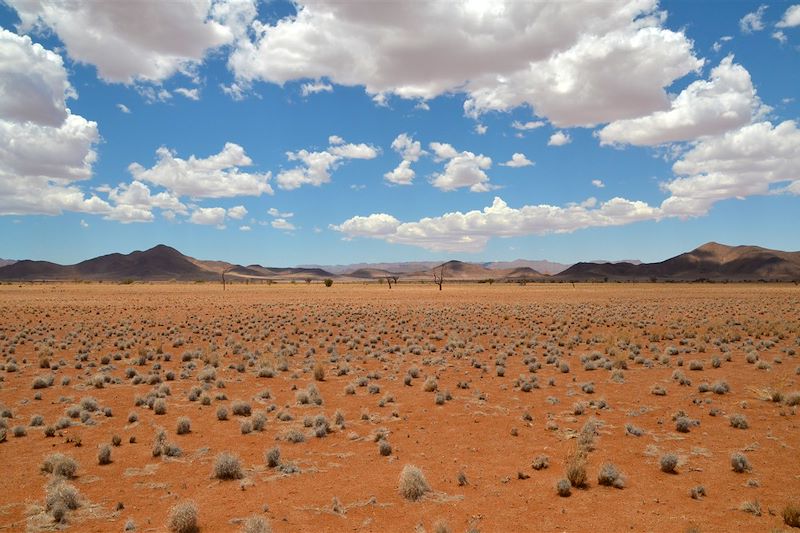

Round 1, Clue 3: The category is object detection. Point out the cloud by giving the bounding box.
[301,80,333,96]
[189,206,227,227]
[548,131,571,146]
[116,103,131,114]
[777,5,800,27]
[79,219,88,228]
[271,218,296,230]
[227,205,247,219]
[384,133,423,185]
[175,87,200,100]
[474,123,487,135]
[598,56,765,146]
[740,5,767,33]
[227,1,702,127]
[428,143,493,192]
[0,28,107,216]
[592,179,605,188]
[129,142,273,198]
[239,225,251,231]
[501,153,534,168]
[8,0,252,83]
[772,31,788,44]
[512,120,546,131]
[267,207,293,218]
[661,120,800,216]
[332,196,659,252]
[105,180,186,222]
[276,137,378,190]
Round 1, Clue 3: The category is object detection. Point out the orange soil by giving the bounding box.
[0,283,798,532]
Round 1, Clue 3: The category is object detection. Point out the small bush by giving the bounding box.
[740,499,761,516]
[691,485,707,499]
[313,361,325,381]
[423,376,438,392]
[625,423,644,437]
[265,446,281,468]
[660,453,678,473]
[216,406,228,421]
[565,450,587,488]
[46,479,81,513]
[232,401,251,417]
[323,278,333,287]
[597,463,624,488]
[176,417,191,435]
[213,452,243,480]
[783,503,800,528]
[98,444,112,465]
[240,515,271,533]
[41,453,78,478]
[167,500,198,533]
[729,414,748,429]
[731,452,750,473]
[127,411,138,423]
[532,455,549,470]
[398,464,430,501]
[153,399,167,415]
[379,440,392,456]
[675,417,692,433]
[556,478,571,497]
[12,425,26,437]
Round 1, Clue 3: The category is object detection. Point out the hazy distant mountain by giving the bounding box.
[300,261,440,275]
[557,242,800,281]
[483,259,571,275]
[0,259,16,268]
[1,242,796,281]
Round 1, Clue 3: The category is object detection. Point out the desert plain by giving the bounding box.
[0,282,798,532]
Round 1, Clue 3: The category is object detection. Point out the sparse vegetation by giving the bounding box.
[167,500,199,533]
[213,452,244,480]
[399,464,430,501]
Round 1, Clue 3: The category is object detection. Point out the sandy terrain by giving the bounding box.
[0,283,798,532]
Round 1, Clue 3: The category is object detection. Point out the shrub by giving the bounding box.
[241,420,253,434]
[41,453,78,478]
[98,444,112,465]
[128,411,139,423]
[176,417,191,435]
[691,485,707,499]
[213,452,243,480]
[379,440,392,456]
[153,399,167,415]
[729,414,748,429]
[240,516,271,533]
[12,425,26,437]
[597,463,624,488]
[740,499,761,516]
[46,479,81,513]
[167,500,198,533]
[252,412,267,432]
[731,452,750,473]
[625,423,644,437]
[216,406,228,421]
[323,278,333,287]
[565,450,587,488]
[232,401,252,417]
[556,478,571,497]
[285,429,305,443]
[313,361,325,381]
[265,446,281,468]
[398,464,430,501]
[660,453,678,473]
[532,455,549,470]
[783,503,800,528]
[423,376,438,392]
[675,417,692,433]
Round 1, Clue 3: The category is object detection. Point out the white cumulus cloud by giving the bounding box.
[129,142,273,198]
[276,137,378,190]
[384,133,423,185]
[501,153,534,168]
[548,131,571,146]
[777,5,800,27]
[428,143,493,192]
[740,5,768,33]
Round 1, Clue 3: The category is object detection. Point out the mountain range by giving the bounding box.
[0,242,797,282]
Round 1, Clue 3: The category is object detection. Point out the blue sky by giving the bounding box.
[0,0,798,266]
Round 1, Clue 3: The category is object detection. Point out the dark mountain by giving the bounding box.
[0,245,217,281]
[557,242,800,281]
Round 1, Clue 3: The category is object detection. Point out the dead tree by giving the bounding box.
[433,265,445,291]
[221,266,235,291]
[385,275,399,289]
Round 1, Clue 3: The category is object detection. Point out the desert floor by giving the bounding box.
[0,282,798,532]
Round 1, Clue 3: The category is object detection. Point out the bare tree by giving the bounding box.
[433,264,445,291]
[221,265,235,291]
[385,275,399,289]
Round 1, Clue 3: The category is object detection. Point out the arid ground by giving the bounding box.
[1,283,799,532]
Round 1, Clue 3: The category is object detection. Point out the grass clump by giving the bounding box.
[240,515,271,533]
[97,444,112,465]
[565,449,587,488]
[783,503,800,528]
[398,464,430,501]
[729,414,749,429]
[556,478,571,497]
[231,401,251,416]
[660,453,678,474]
[597,463,624,488]
[176,417,191,435]
[213,452,243,480]
[41,453,78,478]
[740,499,761,516]
[731,452,751,473]
[167,500,198,533]
[265,446,281,468]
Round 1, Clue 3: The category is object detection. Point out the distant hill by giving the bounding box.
[483,259,571,275]
[557,242,800,281]
[0,259,16,268]
[1,242,796,282]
